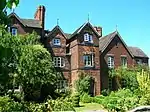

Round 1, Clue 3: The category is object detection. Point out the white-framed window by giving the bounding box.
[83,54,94,67]
[11,27,17,36]
[136,59,142,65]
[107,56,114,68]
[121,56,127,67]
[53,57,65,67]
[53,38,61,46]
[84,33,93,43]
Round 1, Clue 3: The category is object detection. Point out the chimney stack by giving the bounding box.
[34,5,46,29]
[94,26,102,37]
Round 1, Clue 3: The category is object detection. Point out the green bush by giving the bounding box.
[27,102,49,112]
[47,98,75,111]
[0,96,27,112]
[75,72,91,95]
[93,89,139,112]
[80,93,93,103]
[93,95,105,104]
[72,92,80,107]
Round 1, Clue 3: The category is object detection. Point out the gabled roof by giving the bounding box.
[99,31,117,51]
[47,25,67,39]
[99,31,134,58]
[70,22,100,39]
[8,13,42,28]
[128,47,149,58]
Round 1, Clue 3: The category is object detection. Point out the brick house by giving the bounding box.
[8,5,149,95]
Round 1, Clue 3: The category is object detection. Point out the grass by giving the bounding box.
[74,102,107,112]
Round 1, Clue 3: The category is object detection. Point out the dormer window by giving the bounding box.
[53,38,61,46]
[84,33,93,43]
[11,27,17,36]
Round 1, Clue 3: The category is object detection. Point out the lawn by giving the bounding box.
[74,102,107,112]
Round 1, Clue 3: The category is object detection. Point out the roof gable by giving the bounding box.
[99,31,134,58]
[70,22,100,39]
[47,25,67,39]
[8,13,42,28]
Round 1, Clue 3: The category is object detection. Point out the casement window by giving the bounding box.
[11,27,17,36]
[56,80,68,92]
[53,38,61,46]
[136,59,142,65]
[107,56,114,68]
[84,33,93,43]
[121,56,127,67]
[53,57,65,67]
[83,54,94,67]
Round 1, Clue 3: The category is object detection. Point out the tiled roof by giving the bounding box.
[99,31,117,51]
[128,46,148,58]
[20,19,42,28]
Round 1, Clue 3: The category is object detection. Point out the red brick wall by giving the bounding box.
[100,35,134,89]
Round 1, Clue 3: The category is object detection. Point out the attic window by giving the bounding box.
[53,38,61,46]
[84,33,93,43]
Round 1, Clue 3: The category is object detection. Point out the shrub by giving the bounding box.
[27,102,49,112]
[102,89,139,111]
[80,93,93,103]
[47,98,75,111]
[75,72,91,95]
[101,89,110,96]
[0,96,27,112]
[93,95,105,104]
[72,92,80,107]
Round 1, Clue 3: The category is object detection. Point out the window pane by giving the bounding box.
[121,57,127,67]
[53,38,60,45]
[12,28,17,35]
[107,56,114,68]
[83,55,93,66]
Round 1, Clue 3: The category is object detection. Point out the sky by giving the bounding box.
[8,0,150,61]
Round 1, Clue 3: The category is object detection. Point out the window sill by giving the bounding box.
[83,66,95,69]
[84,42,93,45]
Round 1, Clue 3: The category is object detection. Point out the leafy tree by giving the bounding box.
[0,27,60,101]
[0,0,19,24]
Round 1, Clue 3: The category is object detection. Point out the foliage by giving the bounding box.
[109,67,139,90]
[80,93,93,103]
[27,102,50,112]
[72,92,80,107]
[137,69,150,105]
[75,72,91,95]
[93,89,139,112]
[101,89,111,96]
[0,0,19,25]
[0,96,28,112]
[47,98,75,111]
[0,29,59,101]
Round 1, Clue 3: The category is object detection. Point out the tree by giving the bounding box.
[0,0,19,25]
[0,27,60,101]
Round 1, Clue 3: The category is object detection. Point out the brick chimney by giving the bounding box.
[94,26,102,37]
[34,5,46,29]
